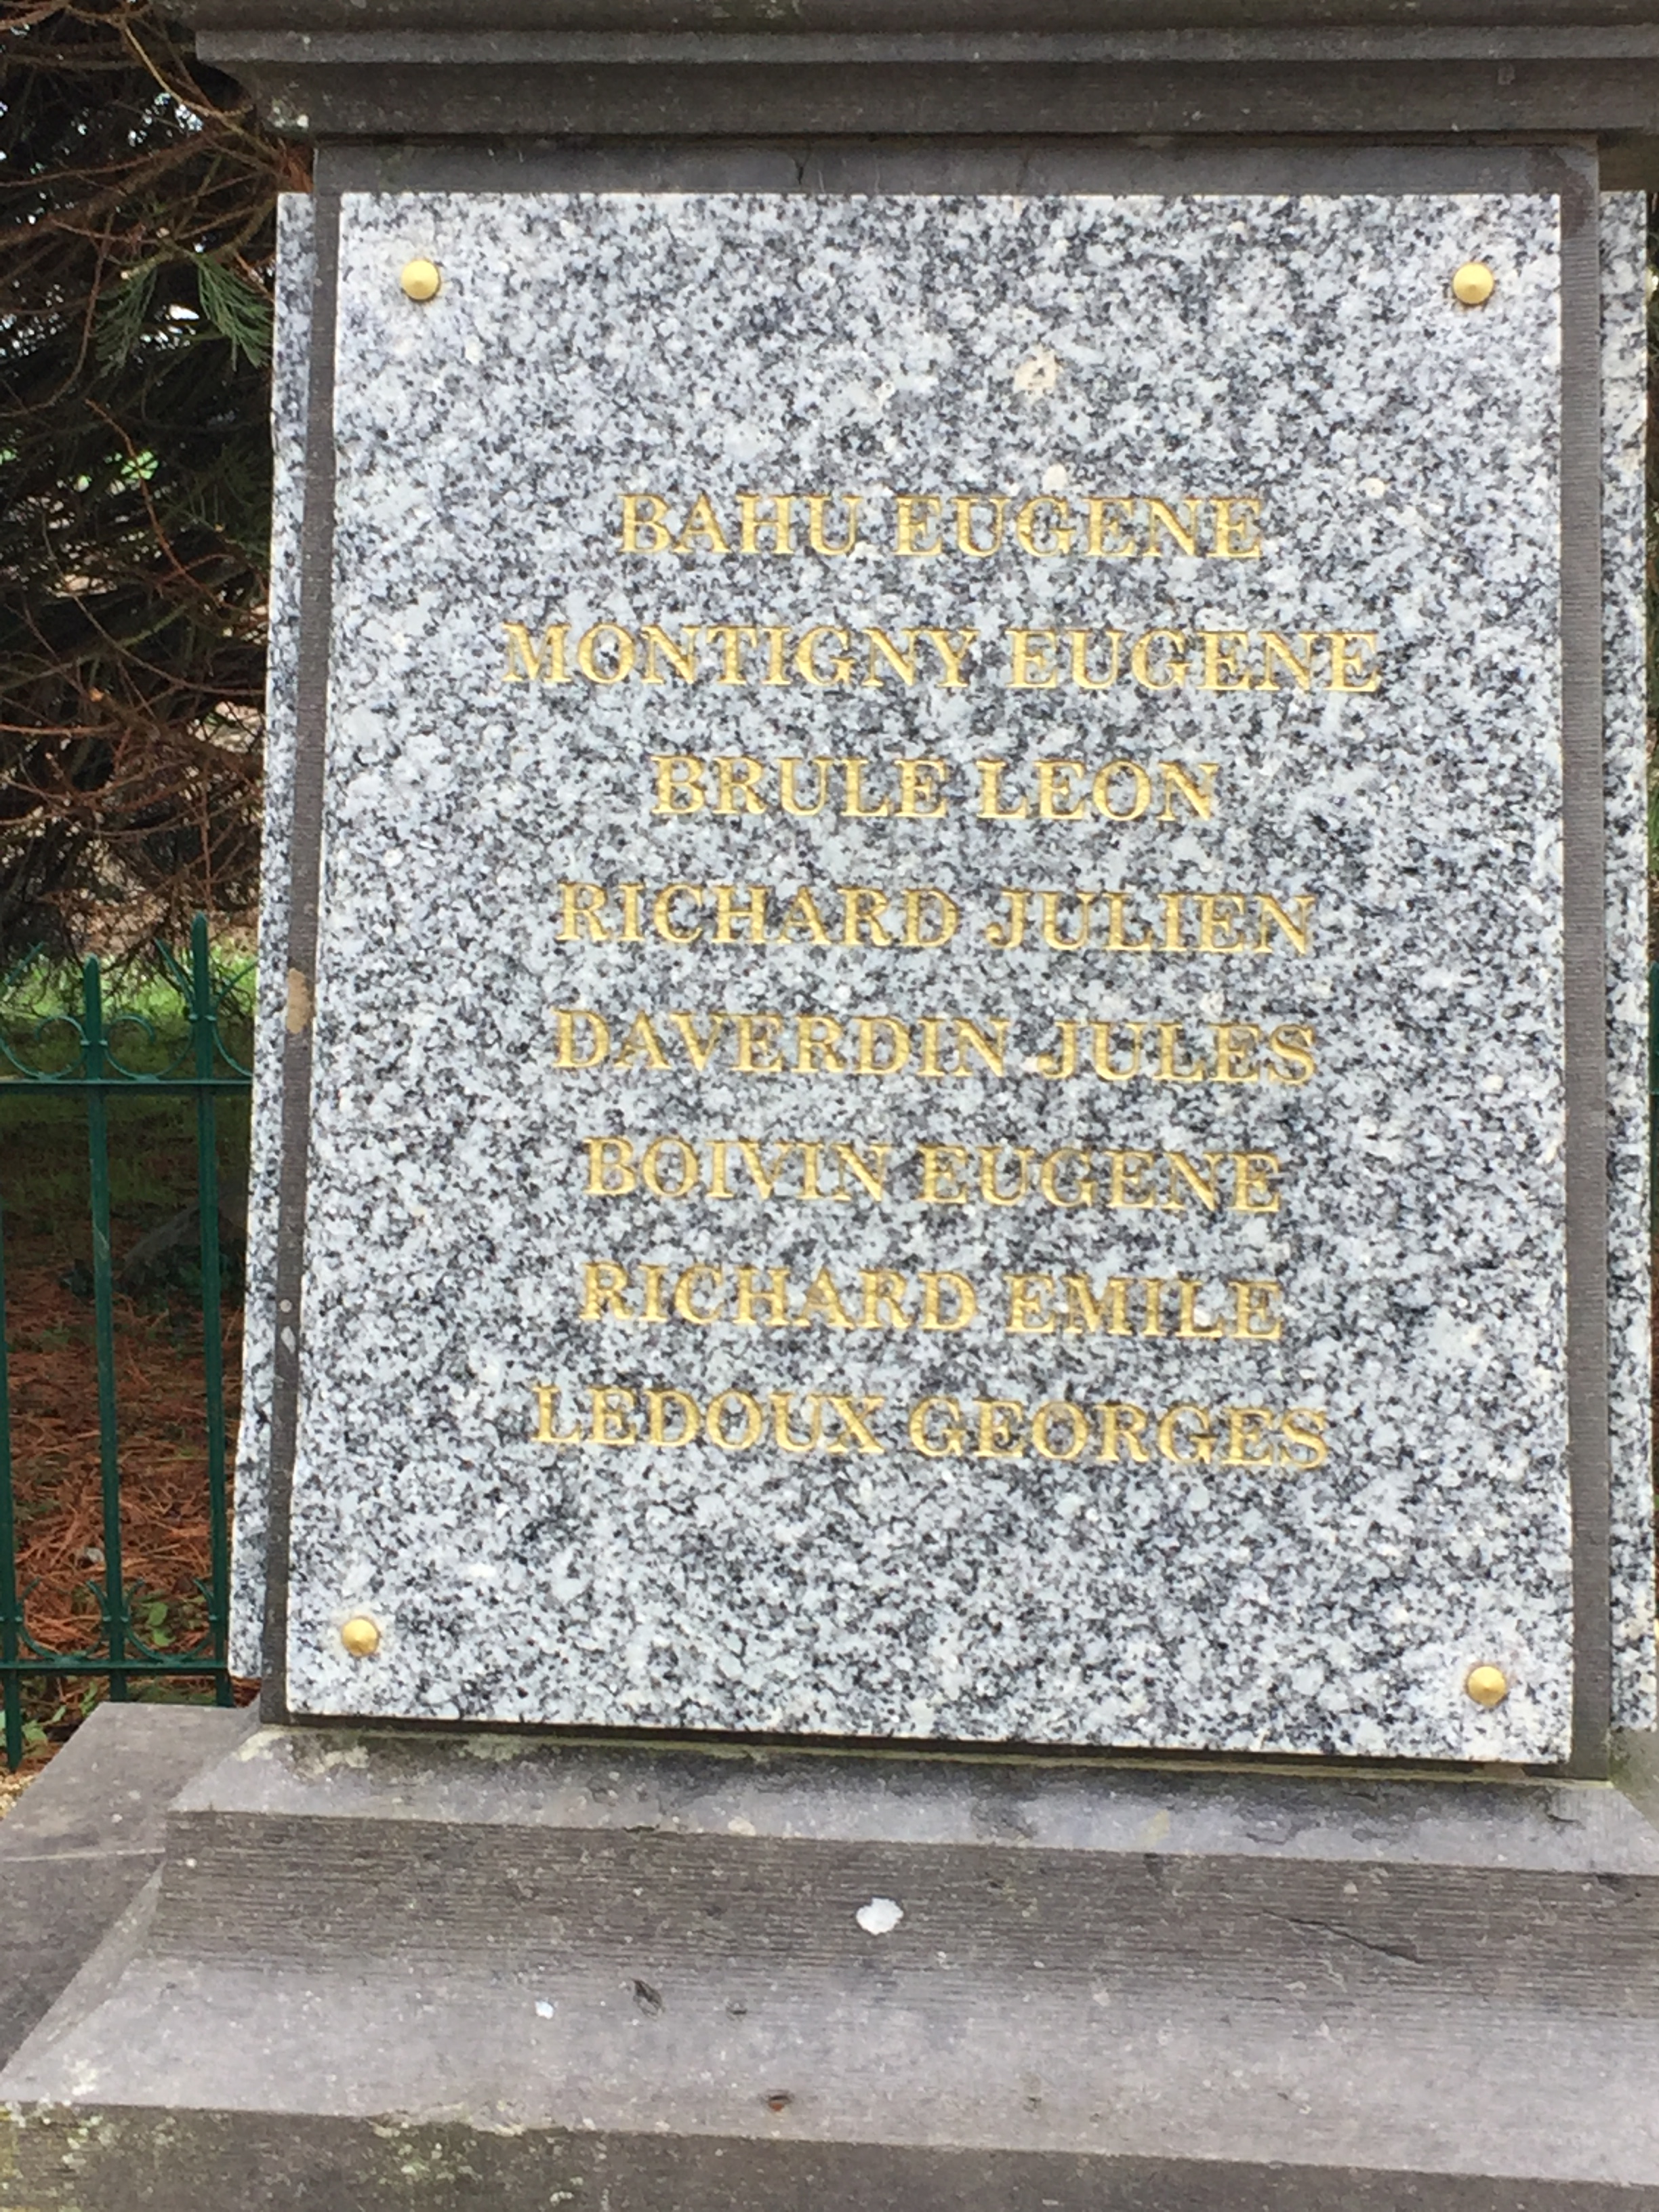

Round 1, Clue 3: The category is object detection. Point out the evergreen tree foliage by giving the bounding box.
[0,2,306,961]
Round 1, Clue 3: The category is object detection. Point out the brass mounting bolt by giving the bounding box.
[400,258,441,302]
[1452,261,1495,306]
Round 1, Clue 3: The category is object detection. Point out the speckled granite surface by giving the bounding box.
[235,188,1649,1758]
[1599,192,1656,1731]
[228,189,314,1680]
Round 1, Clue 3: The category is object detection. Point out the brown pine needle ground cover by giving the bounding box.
[2,1077,254,1765]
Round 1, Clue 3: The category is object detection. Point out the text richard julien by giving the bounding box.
[519,490,1343,1471]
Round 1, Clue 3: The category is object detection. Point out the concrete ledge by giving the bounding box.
[3,1723,1659,2207]
[7,2112,1659,2212]
[0,1704,256,2070]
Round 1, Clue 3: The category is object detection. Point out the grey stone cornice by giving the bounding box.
[177,3,1659,178]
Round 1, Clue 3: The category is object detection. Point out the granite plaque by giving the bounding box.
[245,188,1654,1760]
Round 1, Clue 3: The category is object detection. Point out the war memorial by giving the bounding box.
[3,4,1659,2205]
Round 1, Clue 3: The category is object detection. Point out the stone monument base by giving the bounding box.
[3,1715,1658,2209]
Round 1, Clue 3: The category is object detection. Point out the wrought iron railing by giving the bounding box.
[0,916,250,1767]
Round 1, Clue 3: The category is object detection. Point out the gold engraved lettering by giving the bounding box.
[556,881,609,943]
[641,1136,697,1198]
[1037,891,1094,951]
[737,492,795,555]
[862,628,920,687]
[975,1397,1025,1458]
[619,493,674,553]
[796,626,855,687]
[805,493,862,556]
[502,621,569,683]
[1129,629,1186,689]
[1097,1402,1151,1462]
[575,1268,632,1326]
[838,759,891,819]
[551,1010,1313,1086]
[853,1016,909,1076]
[1085,496,1137,556]
[1158,762,1216,821]
[1005,1274,1056,1334]
[667,1012,726,1072]
[611,1012,670,1071]
[584,1136,636,1195]
[1212,495,1263,558]
[651,884,702,945]
[839,886,895,947]
[954,494,1008,557]
[895,495,943,556]
[1067,629,1122,690]
[779,756,830,815]
[712,884,766,945]
[776,888,834,945]
[924,628,978,687]
[1266,1023,1317,1084]
[1281,1409,1329,1468]
[1259,631,1317,691]
[978,1145,1033,1206]
[708,1390,764,1449]
[1031,1400,1090,1462]
[699,623,754,684]
[651,754,705,814]
[1330,631,1381,693]
[647,1389,699,1446]
[552,1010,609,1069]
[639,624,699,684]
[1009,630,1061,689]
[920,1144,971,1204]
[575,623,635,684]
[976,758,1030,820]
[1036,760,1090,821]
[909,1396,966,1458]
[532,1382,586,1446]
[984,890,1028,949]
[1200,630,1253,692]
[1142,497,1200,557]
[672,493,730,556]
[1231,1279,1284,1340]
[591,1386,640,1444]
[733,1014,785,1075]
[1222,1408,1277,1468]
[1157,1404,1214,1465]
[921,1271,977,1330]
[1015,495,1075,556]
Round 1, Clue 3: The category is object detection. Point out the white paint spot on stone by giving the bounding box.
[855,1896,903,1936]
[1012,346,1060,395]
[535,1999,556,2018]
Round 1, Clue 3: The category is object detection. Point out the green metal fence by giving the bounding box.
[0,916,250,1768]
